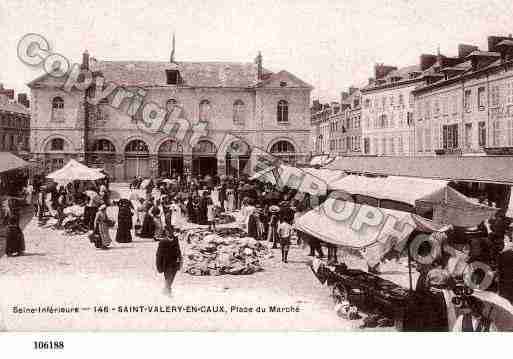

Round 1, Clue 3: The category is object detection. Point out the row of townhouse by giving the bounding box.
[360,64,417,156]
[413,36,513,156]
[355,34,513,157]
[310,87,362,157]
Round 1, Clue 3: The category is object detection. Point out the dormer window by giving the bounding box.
[166,70,181,85]
[280,81,287,87]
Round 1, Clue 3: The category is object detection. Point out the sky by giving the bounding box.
[1,0,513,103]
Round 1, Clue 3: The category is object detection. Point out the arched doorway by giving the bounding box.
[226,140,251,178]
[89,139,117,180]
[192,140,217,177]
[270,140,296,164]
[158,139,183,178]
[124,139,150,179]
[43,137,71,173]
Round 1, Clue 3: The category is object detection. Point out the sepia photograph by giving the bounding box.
[2,0,513,342]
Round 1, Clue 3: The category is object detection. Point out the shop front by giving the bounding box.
[192,140,217,177]
[124,139,150,180]
[157,139,184,178]
[88,139,117,181]
[225,139,251,178]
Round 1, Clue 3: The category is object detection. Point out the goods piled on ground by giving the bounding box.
[216,213,236,224]
[181,228,273,276]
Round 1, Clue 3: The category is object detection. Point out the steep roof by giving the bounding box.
[258,69,313,89]
[90,60,265,88]
[28,57,310,90]
[363,64,422,91]
[387,64,421,79]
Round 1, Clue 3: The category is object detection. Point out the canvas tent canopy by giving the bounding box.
[249,164,345,196]
[294,197,441,249]
[328,175,448,206]
[47,159,105,183]
[294,197,443,266]
[416,185,498,227]
[328,175,497,227]
[0,152,30,174]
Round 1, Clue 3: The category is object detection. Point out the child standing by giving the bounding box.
[277,218,293,263]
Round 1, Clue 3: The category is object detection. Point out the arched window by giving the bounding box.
[233,100,245,124]
[199,99,211,122]
[52,97,64,109]
[166,99,177,113]
[270,140,295,154]
[125,140,149,153]
[277,100,288,123]
[92,139,116,152]
[270,140,295,163]
[158,139,183,154]
[193,140,216,154]
[50,138,64,151]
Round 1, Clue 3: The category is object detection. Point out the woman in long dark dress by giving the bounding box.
[5,216,25,257]
[267,210,279,249]
[116,199,133,243]
[139,201,156,238]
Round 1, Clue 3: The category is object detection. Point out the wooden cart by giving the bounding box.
[312,262,410,327]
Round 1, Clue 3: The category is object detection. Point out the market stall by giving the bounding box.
[329,175,497,226]
[294,196,443,268]
[295,194,512,330]
[47,159,105,184]
[250,164,345,196]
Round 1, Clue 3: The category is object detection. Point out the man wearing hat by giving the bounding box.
[156,227,183,297]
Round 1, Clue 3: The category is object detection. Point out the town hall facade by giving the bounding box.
[28,46,312,181]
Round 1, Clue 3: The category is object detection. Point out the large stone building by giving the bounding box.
[28,48,313,180]
[412,36,513,156]
[0,91,30,156]
[361,64,418,156]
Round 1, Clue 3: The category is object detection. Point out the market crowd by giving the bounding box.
[2,171,314,262]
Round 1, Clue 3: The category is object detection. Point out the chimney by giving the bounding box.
[419,54,438,71]
[0,85,14,99]
[458,44,478,58]
[17,93,29,108]
[255,51,263,81]
[374,64,397,79]
[81,50,90,70]
[312,100,322,112]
